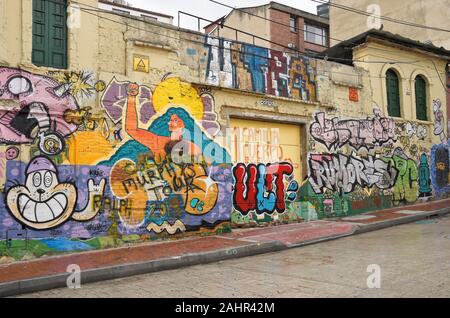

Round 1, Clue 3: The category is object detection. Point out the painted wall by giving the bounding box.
[352,40,448,123]
[229,118,303,226]
[203,36,318,101]
[0,0,448,262]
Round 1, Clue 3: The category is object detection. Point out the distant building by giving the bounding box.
[204,1,329,54]
[329,0,449,50]
[98,0,173,25]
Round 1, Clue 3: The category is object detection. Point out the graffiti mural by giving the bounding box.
[98,77,233,233]
[232,162,298,215]
[418,153,432,198]
[310,108,396,151]
[308,153,398,195]
[433,99,446,142]
[0,67,80,155]
[384,148,419,205]
[5,156,106,230]
[0,74,233,260]
[401,122,428,140]
[430,142,450,197]
[205,37,317,101]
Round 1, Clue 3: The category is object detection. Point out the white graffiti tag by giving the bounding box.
[308,154,398,194]
[310,110,396,151]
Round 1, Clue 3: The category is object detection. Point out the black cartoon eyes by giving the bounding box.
[32,171,54,188]
[33,173,41,187]
[44,171,53,188]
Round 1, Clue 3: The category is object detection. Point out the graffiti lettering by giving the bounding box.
[205,37,316,101]
[233,162,296,215]
[308,154,398,194]
[310,109,395,151]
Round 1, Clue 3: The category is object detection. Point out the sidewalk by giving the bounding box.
[1,198,449,297]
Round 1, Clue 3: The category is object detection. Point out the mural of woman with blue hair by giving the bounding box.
[100,83,231,167]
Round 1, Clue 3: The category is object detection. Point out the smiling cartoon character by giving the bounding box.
[6,156,106,230]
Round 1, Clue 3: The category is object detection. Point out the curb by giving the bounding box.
[0,240,286,298]
[1,207,450,297]
[352,207,450,235]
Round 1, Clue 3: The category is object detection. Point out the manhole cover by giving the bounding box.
[342,215,376,221]
[395,210,426,215]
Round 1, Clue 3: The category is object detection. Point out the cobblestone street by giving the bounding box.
[17,215,450,298]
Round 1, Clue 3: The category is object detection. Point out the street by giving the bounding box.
[16,215,450,298]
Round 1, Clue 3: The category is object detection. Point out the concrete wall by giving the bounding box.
[0,0,448,261]
[206,5,270,48]
[330,0,450,49]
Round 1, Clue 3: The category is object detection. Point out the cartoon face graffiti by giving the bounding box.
[6,156,76,229]
[5,146,19,160]
[6,156,106,230]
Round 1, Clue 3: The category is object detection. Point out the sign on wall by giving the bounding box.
[133,55,150,73]
[349,87,359,102]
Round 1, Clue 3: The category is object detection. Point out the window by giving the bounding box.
[304,23,328,46]
[290,15,297,32]
[32,0,67,69]
[386,69,401,117]
[415,75,427,121]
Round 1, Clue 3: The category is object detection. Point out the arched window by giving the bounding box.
[415,75,427,121]
[386,69,401,117]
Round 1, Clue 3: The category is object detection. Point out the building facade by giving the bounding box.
[0,0,448,261]
[329,0,449,49]
[204,1,329,54]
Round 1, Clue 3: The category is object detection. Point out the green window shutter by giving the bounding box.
[386,69,400,117]
[32,0,67,69]
[415,75,427,121]
[32,0,48,66]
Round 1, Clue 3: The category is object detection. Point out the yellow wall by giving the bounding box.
[353,39,448,141]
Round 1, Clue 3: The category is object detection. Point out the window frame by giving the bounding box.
[414,74,428,121]
[290,15,298,33]
[303,23,328,47]
[32,0,68,69]
[386,68,402,118]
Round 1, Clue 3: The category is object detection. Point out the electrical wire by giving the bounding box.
[36,0,449,86]
[208,0,450,59]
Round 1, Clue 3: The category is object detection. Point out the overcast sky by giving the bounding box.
[127,0,321,30]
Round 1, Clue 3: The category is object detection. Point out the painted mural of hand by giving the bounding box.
[88,178,106,196]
